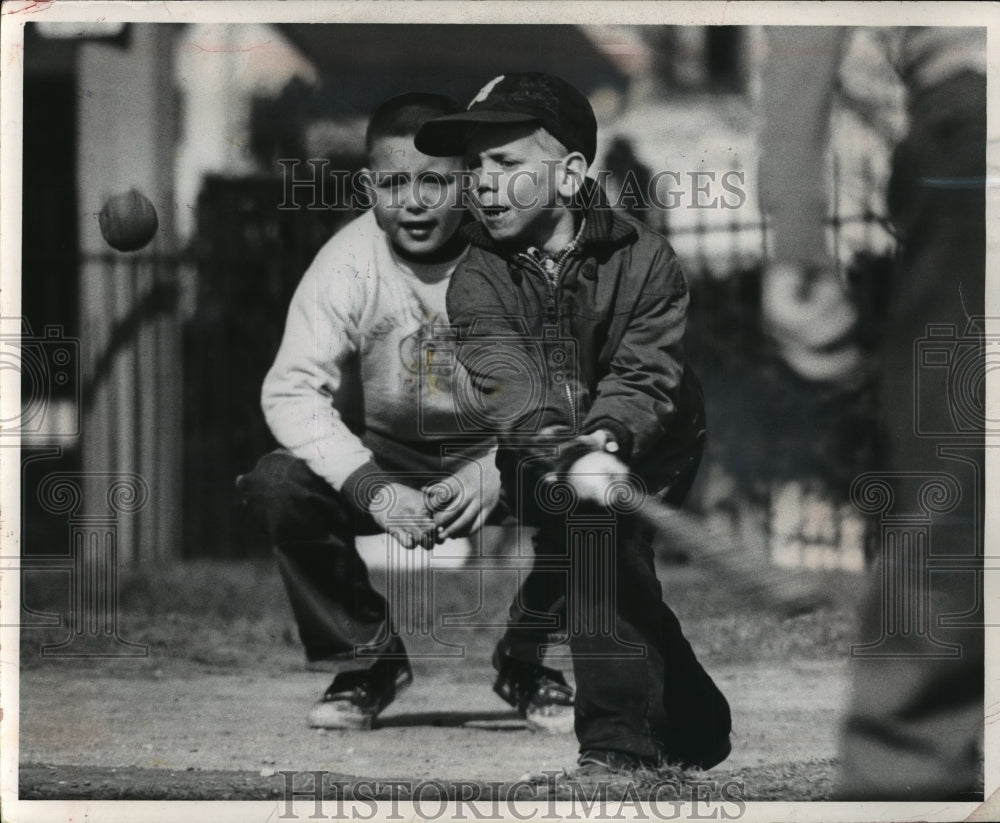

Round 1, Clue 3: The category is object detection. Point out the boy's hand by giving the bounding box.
[369,482,437,550]
[536,428,621,479]
[563,429,619,458]
[425,459,502,542]
[565,450,632,507]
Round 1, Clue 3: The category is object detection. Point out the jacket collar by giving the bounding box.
[462,178,637,258]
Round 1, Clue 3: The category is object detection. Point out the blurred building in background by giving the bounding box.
[20,22,903,570]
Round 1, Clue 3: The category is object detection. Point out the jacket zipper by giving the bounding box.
[563,379,577,433]
[552,252,578,432]
[516,249,579,431]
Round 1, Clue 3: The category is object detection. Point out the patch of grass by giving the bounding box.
[716,758,840,801]
[19,557,856,672]
[662,564,860,662]
[19,560,302,673]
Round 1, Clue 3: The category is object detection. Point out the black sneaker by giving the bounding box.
[307,650,412,730]
[492,647,574,734]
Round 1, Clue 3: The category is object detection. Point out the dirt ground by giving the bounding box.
[20,661,844,781]
[18,658,846,800]
[14,561,854,801]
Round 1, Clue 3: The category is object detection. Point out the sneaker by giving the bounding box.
[576,749,660,777]
[307,652,412,730]
[492,647,575,734]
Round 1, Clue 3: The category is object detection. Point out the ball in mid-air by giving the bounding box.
[98,189,159,252]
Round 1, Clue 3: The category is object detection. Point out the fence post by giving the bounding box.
[76,25,182,564]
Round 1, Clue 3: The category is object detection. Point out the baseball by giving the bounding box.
[98,189,159,252]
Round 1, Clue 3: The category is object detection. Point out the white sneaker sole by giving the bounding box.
[308,700,375,730]
[307,677,412,730]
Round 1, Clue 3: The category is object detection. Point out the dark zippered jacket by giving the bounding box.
[445,181,706,490]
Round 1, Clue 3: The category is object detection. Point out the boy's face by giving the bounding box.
[365,137,465,259]
[464,124,568,248]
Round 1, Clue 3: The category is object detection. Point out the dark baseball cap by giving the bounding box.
[414,72,597,164]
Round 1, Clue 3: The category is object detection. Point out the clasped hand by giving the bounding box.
[369,458,501,551]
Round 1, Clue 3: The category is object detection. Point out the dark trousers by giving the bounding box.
[237,449,545,668]
[838,71,986,800]
[499,441,731,762]
[237,450,397,666]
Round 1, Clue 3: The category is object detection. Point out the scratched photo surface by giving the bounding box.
[1,3,994,822]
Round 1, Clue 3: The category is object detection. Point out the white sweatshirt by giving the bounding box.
[262,210,489,494]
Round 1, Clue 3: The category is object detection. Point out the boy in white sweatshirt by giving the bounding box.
[238,93,574,732]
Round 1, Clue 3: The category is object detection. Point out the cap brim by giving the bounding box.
[414,110,539,157]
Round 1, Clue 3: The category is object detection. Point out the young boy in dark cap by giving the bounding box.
[415,73,732,774]
[239,92,573,734]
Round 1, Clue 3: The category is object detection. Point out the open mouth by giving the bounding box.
[399,220,437,238]
[478,204,510,219]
